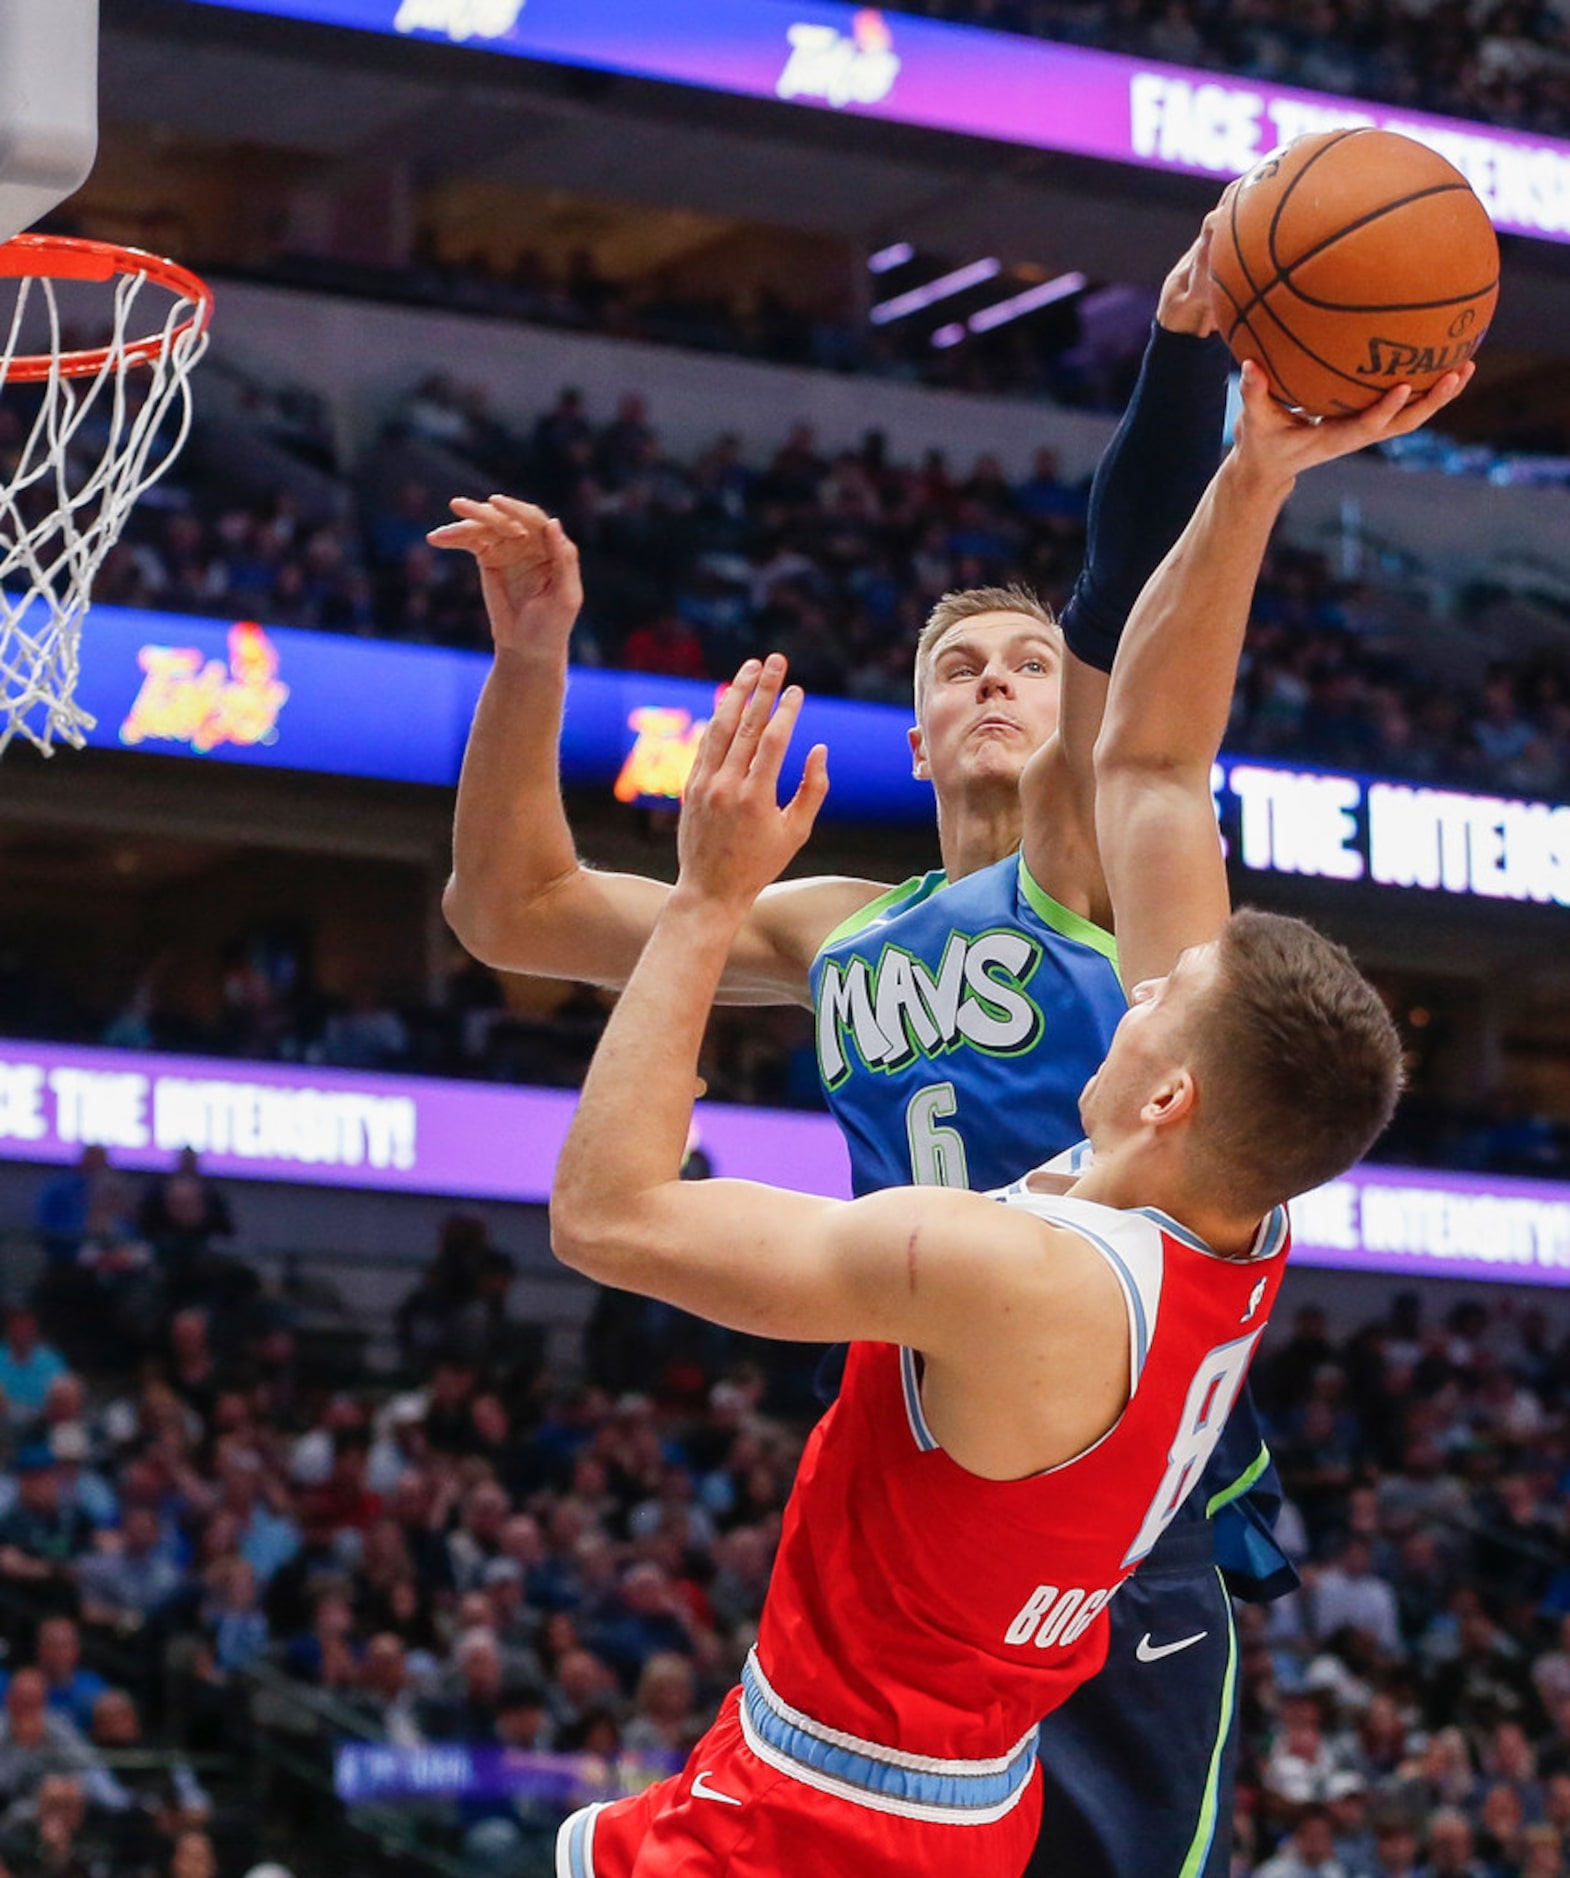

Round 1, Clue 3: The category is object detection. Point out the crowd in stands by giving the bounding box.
[82,378,1570,804]
[231,233,1103,410]
[11,1146,1570,1878]
[889,0,1570,137]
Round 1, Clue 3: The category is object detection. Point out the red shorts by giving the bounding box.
[555,1688,1043,1877]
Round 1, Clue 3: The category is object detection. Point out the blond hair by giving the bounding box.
[913,585,1061,713]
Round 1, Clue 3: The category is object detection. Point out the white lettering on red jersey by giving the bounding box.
[754,1189,1289,1768]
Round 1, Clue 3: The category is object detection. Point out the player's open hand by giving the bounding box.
[427,495,583,654]
[675,654,829,917]
[1232,356,1474,488]
[1157,208,1222,337]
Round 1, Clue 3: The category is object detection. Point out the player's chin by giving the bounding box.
[962,740,1028,781]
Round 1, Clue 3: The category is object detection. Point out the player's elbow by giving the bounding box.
[549,1193,614,1280]
[441,872,500,961]
[549,1180,643,1284]
[442,871,538,973]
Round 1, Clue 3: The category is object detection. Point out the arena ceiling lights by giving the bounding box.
[932,270,1089,348]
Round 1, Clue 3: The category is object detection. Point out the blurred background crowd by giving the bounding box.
[10,1150,1570,1878]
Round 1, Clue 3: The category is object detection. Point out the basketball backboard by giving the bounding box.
[0,0,98,243]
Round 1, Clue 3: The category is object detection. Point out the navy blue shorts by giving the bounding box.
[1027,1524,1237,1878]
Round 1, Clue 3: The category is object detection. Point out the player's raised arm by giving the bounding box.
[549,657,1111,1377]
[1022,216,1233,921]
[431,498,886,1005]
[1092,359,1473,994]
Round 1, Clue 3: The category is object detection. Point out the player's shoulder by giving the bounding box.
[797,868,947,961]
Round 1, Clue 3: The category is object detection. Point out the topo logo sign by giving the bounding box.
[777,9,901,109]
[392,0,524,44]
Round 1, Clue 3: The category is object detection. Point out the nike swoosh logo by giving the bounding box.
[691,1770,743,1807]
[1135,1630,1208,1663]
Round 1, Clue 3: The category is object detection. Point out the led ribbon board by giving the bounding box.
[3,1036,1569,1285]
[179,0,1570,245]
[59,604,1570,908]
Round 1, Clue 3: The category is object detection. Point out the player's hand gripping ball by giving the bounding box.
[1209,127,1499,417]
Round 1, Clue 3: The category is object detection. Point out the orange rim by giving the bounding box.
[0,234,213,382]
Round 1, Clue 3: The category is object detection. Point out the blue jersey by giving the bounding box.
[810,852,1126,1194]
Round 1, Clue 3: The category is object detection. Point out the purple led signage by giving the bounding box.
[181,0,1570,246]
[4,1036,1570,1287]
[0,1037,850,1205]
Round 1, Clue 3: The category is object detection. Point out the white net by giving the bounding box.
[0,253,210,756]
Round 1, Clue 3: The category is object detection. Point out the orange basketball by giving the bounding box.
[1209,128,1499,418]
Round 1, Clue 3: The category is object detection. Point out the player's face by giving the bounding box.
[1078,943,1220,1145]
[910,615,1062,797]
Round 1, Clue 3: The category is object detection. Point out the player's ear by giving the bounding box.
[1141,1068,1196,1131]
[908,723,929,781]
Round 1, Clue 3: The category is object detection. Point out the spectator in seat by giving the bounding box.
[583,1562,696,1694]
[28,1622,107,1736]
[1255,1805,1351,1878]
[347,1632,423,1747]
[1309,1537,1403,1657]
[136,1151,238,1312]
[165,1312,219,1429]
[88,1689,211,1856]
[200,1556,270,1681]
[621,1652,702,1760]
[1422,1807,1489,1878]
[418,1627,507,1742]
[0,1449,93,1611]
[446,1480,510,1594]
[77,1503,182,1631]
[0,1671,121,1812]
[1368,1812,1422,1878]
[0,1307,66,1422]
[0,1772,98,1878]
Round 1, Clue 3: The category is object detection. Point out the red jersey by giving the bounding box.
[748,1189,1289,1806]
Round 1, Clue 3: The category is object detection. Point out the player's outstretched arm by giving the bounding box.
[1022,213,1233,925]
[431,498,886,1005]
[1093,360,1473,993]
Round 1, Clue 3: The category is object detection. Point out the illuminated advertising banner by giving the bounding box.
[70,604,1570,907]
[5,1035,1570,1286]
[68,603,931,821]
[180,0,1570,246]
[0,1036,851,1202]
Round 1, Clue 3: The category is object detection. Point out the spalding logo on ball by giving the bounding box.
[1209,127,1499,417]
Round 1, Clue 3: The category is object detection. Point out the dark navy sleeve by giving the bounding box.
[1201,1385,1300,1605]
[1057,324,1234,673]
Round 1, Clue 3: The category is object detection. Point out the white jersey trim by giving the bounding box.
[997,1189,1166,1396]
[555,1801,606,1878]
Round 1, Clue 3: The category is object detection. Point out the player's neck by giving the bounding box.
[1073,1152,1264,1261]
[934,787,1022,882]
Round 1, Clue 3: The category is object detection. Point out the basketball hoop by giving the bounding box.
[0,234,213,756]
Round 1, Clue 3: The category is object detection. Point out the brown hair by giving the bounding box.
[1189,908,1404,1216]
[914,585,1061,712]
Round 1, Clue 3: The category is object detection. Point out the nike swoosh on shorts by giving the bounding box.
[1135,1630,1208,1663]
[691,1771,744,1806]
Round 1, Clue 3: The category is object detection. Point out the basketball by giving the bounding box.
[1209,128,1499,417]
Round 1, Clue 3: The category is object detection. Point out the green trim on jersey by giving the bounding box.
[1017,855,1120,968]
[1205,1440,1271,1518]
[816,872,947,957]
[1178,1574,1238,1878]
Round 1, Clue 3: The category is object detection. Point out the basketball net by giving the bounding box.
[0,238,212,756]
